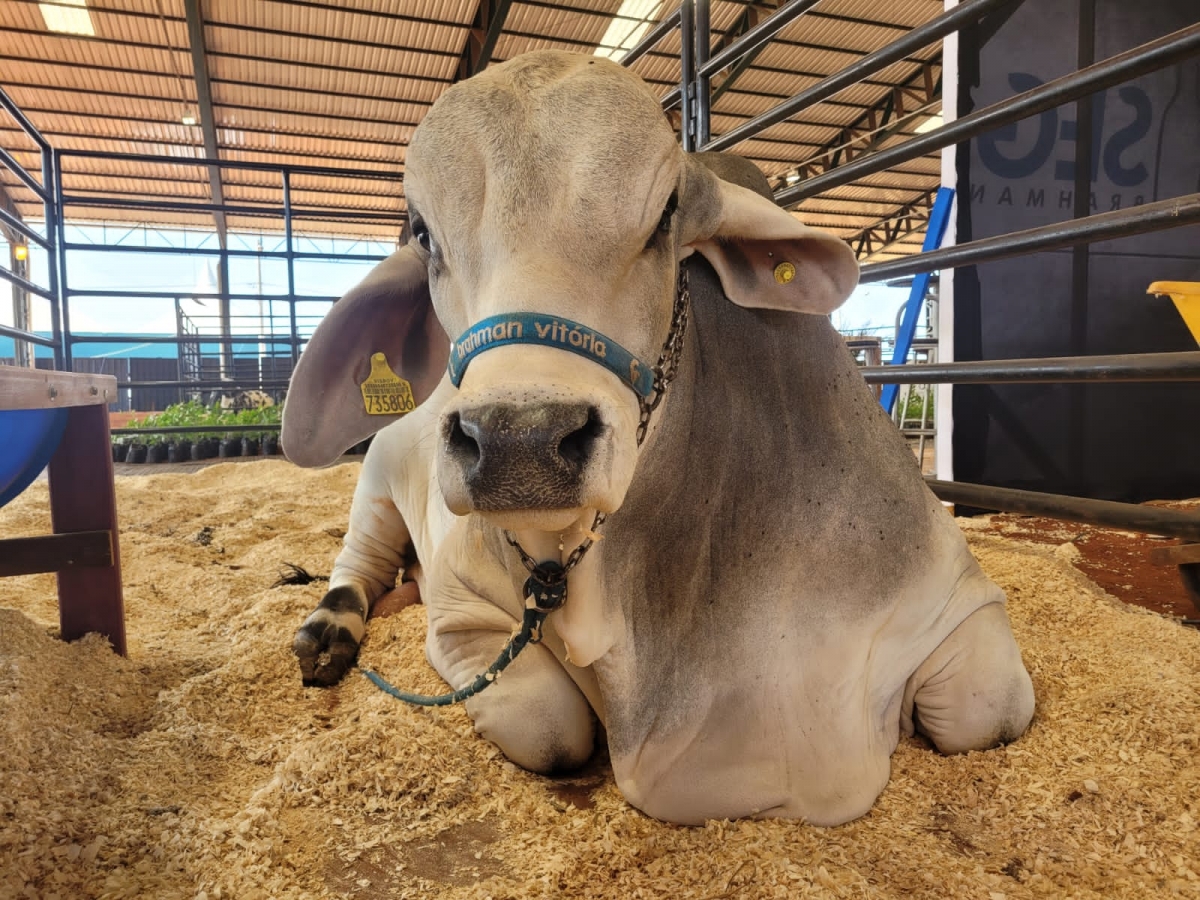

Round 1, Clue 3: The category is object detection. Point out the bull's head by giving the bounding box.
[283,51,857,535]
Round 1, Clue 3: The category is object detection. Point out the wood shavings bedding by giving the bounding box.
[1,460,1197,899]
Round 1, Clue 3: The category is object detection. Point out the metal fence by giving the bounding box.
[620,0,1200,550]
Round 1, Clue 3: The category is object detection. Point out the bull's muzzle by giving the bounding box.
[441,401,607,512]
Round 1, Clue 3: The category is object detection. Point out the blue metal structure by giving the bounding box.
[879,187,955,415]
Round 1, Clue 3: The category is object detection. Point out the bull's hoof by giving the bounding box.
[293,625,359,687]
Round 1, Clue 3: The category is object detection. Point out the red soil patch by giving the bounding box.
[975,510,1200,620]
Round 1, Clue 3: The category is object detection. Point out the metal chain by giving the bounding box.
[636,265,692,446]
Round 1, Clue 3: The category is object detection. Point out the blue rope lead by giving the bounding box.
[360,562,568,707]
[359,604,549,707]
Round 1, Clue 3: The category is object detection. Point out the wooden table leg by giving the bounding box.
[47,403,127,656]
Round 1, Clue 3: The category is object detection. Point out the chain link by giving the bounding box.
[636,265,691,445]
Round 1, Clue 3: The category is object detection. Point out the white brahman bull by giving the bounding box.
[282,51,1034,826]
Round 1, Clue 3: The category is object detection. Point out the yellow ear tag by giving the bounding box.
[360,352,416,416]
[774,261,796,285]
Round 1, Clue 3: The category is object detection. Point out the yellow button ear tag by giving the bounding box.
[774,261,796,285]
[360,352,416,416]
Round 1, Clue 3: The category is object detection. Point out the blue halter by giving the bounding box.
[447,312,656,398]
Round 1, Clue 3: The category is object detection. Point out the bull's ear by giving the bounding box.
[282,245,448,467]
[679,158,858,314]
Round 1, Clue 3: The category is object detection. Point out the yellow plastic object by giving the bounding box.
[1147,281,1200,346]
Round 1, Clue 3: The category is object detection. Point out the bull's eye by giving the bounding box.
[411,218,433,254]
[658,190,679,234]
[645,190,679,251]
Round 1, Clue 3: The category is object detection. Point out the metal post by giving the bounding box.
[51,148,68,370]
[41,143,60,369]
[283,170,300,366]
[694,0,711,148]
[679,0,695,152]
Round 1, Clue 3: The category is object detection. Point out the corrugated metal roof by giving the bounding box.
[0,0,944,257]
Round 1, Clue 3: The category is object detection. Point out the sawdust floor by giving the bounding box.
[1,460,1198,900]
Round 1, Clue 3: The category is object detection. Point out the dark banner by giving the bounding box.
[954,0,1200,502]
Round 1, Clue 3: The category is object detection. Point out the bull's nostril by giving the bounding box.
[558,406,604,473]
[446,412,481,470]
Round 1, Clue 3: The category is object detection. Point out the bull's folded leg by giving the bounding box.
[293,446,411,687]
[429,626,595,774]
[902,602,1035,755]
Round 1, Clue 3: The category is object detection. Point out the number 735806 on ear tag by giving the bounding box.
[360,352,417,416]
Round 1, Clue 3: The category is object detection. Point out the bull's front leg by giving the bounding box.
[294,451,412,687]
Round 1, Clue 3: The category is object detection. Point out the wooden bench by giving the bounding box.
[0,367,126,655]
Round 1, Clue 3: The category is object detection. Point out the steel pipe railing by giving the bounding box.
[69,333,304,345]
[0,264,57,301]
[620,7,682,68]
[60,195,404,223]
[926,479,1200,542]
[703,0,1019,153]
[0,85,52,152]
[0,206,52,249]
[698,0,823,80]
[775,21,1200,206]
[0,145,51,202]
[66,289,337,302]
[56,148,402,181]
[860,351,1200,384]
[0,323,59,348]
[59,242,387,263]
[858,192,1200,283]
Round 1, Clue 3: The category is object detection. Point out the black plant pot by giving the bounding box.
[241,437,259,456]
[261,435,280,456]
[218,438,242,458]
[146,443,168,463]
[191,439,216,461]
[167,440,191,463]
[112,443,125,463]
[125,443,148,464]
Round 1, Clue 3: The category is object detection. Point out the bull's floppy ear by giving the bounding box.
[282,245,449,467]
[681,161,859,314]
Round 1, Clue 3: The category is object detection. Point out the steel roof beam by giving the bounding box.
[843,187,937,260]
[456,0,515,82]
[182,0,226,243]
[771,56,941,191]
